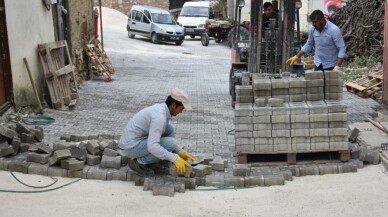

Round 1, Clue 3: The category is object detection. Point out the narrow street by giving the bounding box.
[0,8,387,217]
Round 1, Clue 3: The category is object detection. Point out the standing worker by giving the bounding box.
[286,10,346,71]
[118,88,194,176]
[262,2,278,32]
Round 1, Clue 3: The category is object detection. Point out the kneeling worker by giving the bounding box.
[118,88,194,176]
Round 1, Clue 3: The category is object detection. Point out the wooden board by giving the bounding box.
[345,71,382,98]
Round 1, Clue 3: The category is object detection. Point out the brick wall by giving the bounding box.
[94,0,170,16]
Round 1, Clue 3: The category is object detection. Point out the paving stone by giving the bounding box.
[27,152,50,164]
[0,125,16,139]
[205,174,225,186]
[235,138,254,146]
[31,127,44,142]
[253,106,272,116]
[291,129,309,137]
[272,129,290,137]
[252,130,272,137]
[28,163,49,176]
[329,121,348,128]
[78,135,88,141]
[233,164,251,176]
[349,143,361,159]
[8,161,30,173]
[235,131,253,138]
[192,164,212,177]
[60,135,71,142]
[86,166,107,180]
[134,176,145,186]
[305,71,324,79]
[235,103,254,117]
[143,177,156,191]
[224,176,245,187]
[0,157,12,170]
[338,163,357,173]
[19,143,30,153]
[244,175,264,186]
[290,114,309,123]
[348,127,360,142]
[88,135,98,140]
[209,160,226,171]
[68,170,84,178]
[263,174,285,186]
[86,140,100,155]
[61,158,84,171]
[271,115,290,123]
[268,98,284,107]
[310,129,329,137]
[0,145,14,157]
[272,169,293,181]
[53,142,68,151]
[36,143,53,155]
[48,166,68,177]
[103,148,119,156]
[236,95,254,103]
[234,116,252,124]
[254,98,267,107]
[70,147,87,161]
[100,155,121,169]
[359,148,380,165]
[299,165,320,176]
[319,164,339,175]
[152,183,175,197]
[110,166,129,181]
[49,149,72,166]
[252,115,271,124]
[21,133,35,144]
[235,124,254,131]
[11,138,21,154]
[15,123,33,135]
[253,124,272,131]
[69,135,79,142]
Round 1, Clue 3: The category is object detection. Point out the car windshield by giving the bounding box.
[152,13,175,25]
[180,6,208,17]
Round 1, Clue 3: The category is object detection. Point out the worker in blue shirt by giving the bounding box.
[286,10,346,71]
[118,88,194,176]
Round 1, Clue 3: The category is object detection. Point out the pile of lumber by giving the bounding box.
[330,0,385,62]
[345,70,383,98]
[84,40,115,82]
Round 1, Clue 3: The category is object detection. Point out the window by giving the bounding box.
[134,10,142,21]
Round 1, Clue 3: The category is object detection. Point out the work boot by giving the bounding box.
[149,160,170,175]
[128,159,155,177]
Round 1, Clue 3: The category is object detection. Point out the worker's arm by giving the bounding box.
[300,27,316,56]
[333,28,346,67]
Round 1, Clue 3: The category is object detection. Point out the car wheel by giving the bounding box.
[190,35,195,39]
[176,41,183,46]
[128,31,135,38]
[151,33,159,44]
[201,33,209,46]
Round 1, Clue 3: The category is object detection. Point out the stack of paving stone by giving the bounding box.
[252,75,271,105]
[324,71,343,100]
[289,102,311,151]
[305,71,325,101]
[271,78,290,102]
[236,85,253,104]
[289,77,307,102]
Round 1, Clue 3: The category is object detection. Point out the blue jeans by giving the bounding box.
[121,124,179,164]
[314,63,335,72]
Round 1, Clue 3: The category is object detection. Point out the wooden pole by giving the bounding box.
[383,2,388,103]
[23,58,43,113]
[99,0,104,50]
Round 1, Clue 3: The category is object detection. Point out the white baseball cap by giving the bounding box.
[170,88,192,110]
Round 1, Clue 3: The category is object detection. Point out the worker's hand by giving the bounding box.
[333,66,342,71]
[172,155,191,174]
[286,55,298,65]
[178,150,194,161]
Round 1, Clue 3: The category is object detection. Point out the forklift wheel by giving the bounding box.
[201,33,209,46]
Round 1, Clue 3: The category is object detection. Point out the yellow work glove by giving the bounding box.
[286,55,298,65]
[178,150,194,161]
[172,155,191,174]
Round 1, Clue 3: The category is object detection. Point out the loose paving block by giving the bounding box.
[0,145,14,157]
[252,78,272,90]
[110,166,129,181]
[348,127,360,142]
[299,165,320,176]
[192,164,212,177]
[70,147,87,161]
[28,163,49,176]
[273,170,293,181]
[0,158,11,170]
[340,163,357,173]
[20,143,30,153]
[49,149,72,165]
[31,127,44,142]
[349,143,361,159]
[103,148,119,156]
[324,70,343,79]
[53,142,68,151]
[8,161,30,173]
[143,178,156,191]
[86,166,108,180]
[263,174,285,186]
[359,148,380,165]
[88,135,98,140]
[209,159,226,171]
[21,133,35,143]
[11,138,21,154]
[100,155,121,169]
[233,164,251,176]
[27,152,50,164]
[98,140,116,151]
[254,98,267,107]
[289,78,306,88]
[86,140,100,155]
[0,125,16,139]
[36,143,53,155]
[98,134,114,140]
[48,166,68,177]
[61,158,84,171]
[15,123,33,135]
[134,176,145,186]
[244,175,265,186]
[224,176,245,187]
[69,135,79,142]
[319,164,339,175]
[152,183,175,197]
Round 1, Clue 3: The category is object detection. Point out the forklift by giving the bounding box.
[229,0,303,108]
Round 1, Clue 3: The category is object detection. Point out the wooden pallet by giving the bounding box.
[345,70,382,97]
[237,149,350,166]
[38,40,79,109]
[84,40,114,81]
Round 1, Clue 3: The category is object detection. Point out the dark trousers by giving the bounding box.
[314,63,335,72]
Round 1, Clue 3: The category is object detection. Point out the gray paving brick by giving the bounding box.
[48,166,68,177]
[28,163,49,176]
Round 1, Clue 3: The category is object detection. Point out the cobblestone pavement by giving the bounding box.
[39,24,378,166]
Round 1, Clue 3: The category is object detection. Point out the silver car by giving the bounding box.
[127,5,185,45]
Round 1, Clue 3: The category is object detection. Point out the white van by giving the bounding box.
[127,5,185,45]
[177,1,214,38]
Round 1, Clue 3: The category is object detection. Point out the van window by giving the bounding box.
[180,6,209,17]
[134,10,142,21]
[152,13,175,25]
